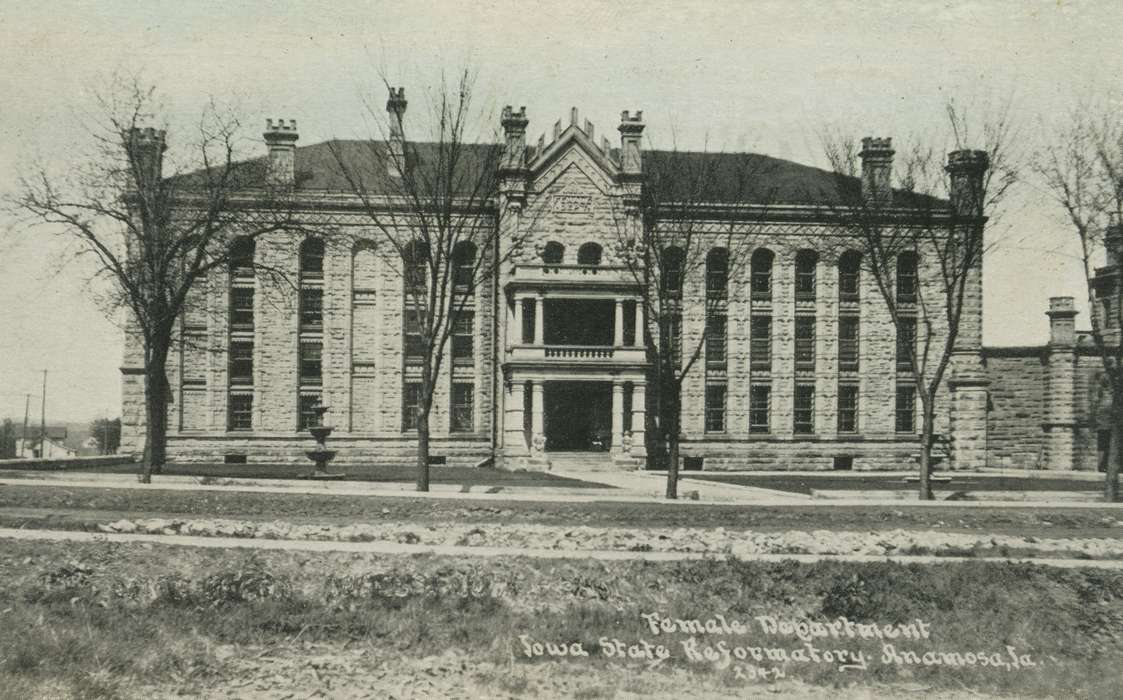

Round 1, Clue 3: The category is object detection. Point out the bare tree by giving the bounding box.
[820,104,1014,499]
[10,77,304,482]
[1035,102,1123,501]
[328,71,513,492]
[616,145,776,499]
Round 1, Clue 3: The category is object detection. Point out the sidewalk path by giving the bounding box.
[3,471,1122,508]
[3,526,1122,569]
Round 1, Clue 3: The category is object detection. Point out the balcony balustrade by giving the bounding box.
[506,343,647,365]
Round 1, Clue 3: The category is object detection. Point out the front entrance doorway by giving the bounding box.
[545,381,612,451]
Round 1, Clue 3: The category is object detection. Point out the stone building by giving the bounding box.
[985,225,1121,472]
[120,95,1028,472]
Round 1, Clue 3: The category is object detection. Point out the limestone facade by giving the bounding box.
[119,102,1025,472]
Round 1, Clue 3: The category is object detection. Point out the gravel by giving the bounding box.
[96,517,1123,559]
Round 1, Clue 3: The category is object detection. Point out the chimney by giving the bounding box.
[1106,214,1123,270]
[859,137,893,206]
[126,127,167,190]
[386,86,407,177]
[1047,296,1078,347]
[500,105,529,172]
[946,149,990,218]
[618,110,645,176]
[263,119,299,186]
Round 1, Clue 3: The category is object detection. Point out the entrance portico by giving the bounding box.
[500,264,649,468]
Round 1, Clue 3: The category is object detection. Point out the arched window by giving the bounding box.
[795,249,818,301]
[229,237,255,278]
[542,241,565,265]
[403,240,429,292]
[838,250,862,303]
[577,242,603,266]
[661,246,685,296]
[300,238,324,278]
[706,248,729,299]
[452,241,476,289]
[896,251,918,304]
[751,248,774,300]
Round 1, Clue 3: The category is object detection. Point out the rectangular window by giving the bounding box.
[794,383,815,434]
[750,316,772,370]
[228,393,253,431]
[896,316,916,373]
[452,310,474,363]
[897,267,917,304]
[230,287,254,330]
[299,342,322,385]
[838,384,859,433]
[705,314,726,367]
[749,384,771,434]
[839,269,860,302]
[796,268,816,300]
[521,299,535,344]
[623,301,637,346]
[751,267,771,300]
[795,316,816,369]
[704,384,726,433]
[229,341,253,385]
[402,382,421,432]
[896,384,916,433]
[666,313,682,367]
[405,310,425,360]
[838,315,860,371]
[451,383,474,433]
[300,288,323,330]
[298,393,322,430]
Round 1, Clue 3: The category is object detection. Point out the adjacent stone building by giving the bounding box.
[120,94,1112,472]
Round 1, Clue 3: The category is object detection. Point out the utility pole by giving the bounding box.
[39,370,47,459]
[20,394,29,458]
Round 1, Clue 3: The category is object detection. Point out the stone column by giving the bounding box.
[530,381,545,452]
[630,382,647,457]
[634,301,644,346]
[513,296,523,345]
[611,381,624,452]
[533,295,544,345]
[1044,297,1078,470]
[614,299,625,346]
[504,380,527,452]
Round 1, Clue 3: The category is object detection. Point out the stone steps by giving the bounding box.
[546,451,615,472]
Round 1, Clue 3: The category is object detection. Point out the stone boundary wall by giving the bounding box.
[0,455,137,471]
[163,435,491,467]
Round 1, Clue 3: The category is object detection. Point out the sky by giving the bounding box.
[0,0,1119,422]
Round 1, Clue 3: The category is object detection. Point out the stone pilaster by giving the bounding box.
[1043,296,1078,470]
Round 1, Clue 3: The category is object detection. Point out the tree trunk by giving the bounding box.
[665,385,680,500]
[140,344,170,484]
[416,408,431,492]
[1106,395,1122,503]
[918,400,936,501]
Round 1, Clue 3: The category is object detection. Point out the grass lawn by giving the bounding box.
[61,461,613,489]
[687,473,1107,496]
[1,539,1120,699]
[0,484,1120,538]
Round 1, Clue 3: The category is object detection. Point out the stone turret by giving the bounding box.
[618,110,645,176]
[946,149,990,218]
[859,137,894,206]
[1106,216,1123,271]
[126,127,167,188]
[386,87,407,177]
[263,119,299,186]
[500,105,529,172]
[499,105,529,209]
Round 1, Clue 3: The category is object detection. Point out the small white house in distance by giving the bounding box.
[14,427,77,459]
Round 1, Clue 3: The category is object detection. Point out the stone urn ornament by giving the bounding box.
[304,404,346,480]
